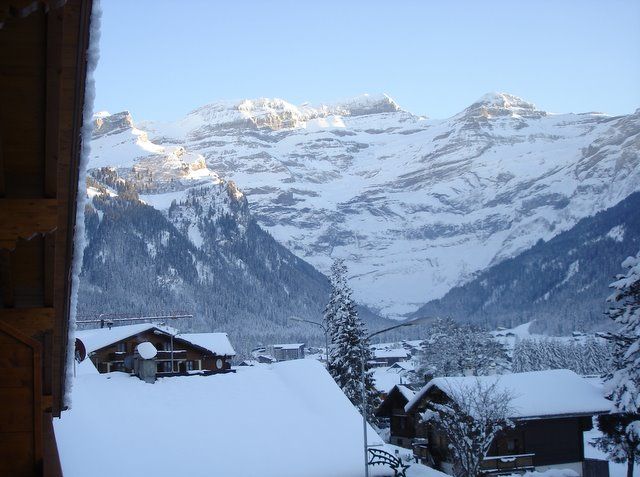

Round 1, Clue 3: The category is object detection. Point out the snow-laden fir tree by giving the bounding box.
[323,259,350,354]
[323,259,379,418]
[595,250,640,477]
[413,318,507,382]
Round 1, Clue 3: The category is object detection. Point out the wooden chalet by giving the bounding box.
[0,0,95,475]
[375,384,418,449]
[76,324,235,375]
[403,370,612,477]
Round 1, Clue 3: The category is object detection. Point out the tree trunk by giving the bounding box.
[628,454,634,477]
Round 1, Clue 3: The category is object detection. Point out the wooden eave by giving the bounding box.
[0,0,93,415]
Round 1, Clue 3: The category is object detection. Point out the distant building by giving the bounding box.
[401,370,612,476]
[75,324,235,375]
[371,348,410,366]
[267,343,305,361]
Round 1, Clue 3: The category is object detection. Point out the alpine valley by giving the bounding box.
[79,93,640,345]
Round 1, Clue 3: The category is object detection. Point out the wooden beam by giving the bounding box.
[43,232,55,307]
[0,307,54,338]
[51,0,93,418]
[0,199,58,250]
[0,133,4,198]
[0,320,43,469]
[0,250,14,307]
[44,6,63,199]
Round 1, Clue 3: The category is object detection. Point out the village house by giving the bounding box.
[75,323,235,375]
[379,369,612,477]
[375,384,419,448]
[371,347,411,367]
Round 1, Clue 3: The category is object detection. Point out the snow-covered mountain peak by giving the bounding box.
[326,93,402,117]
[89,111,220,192]
[92,95,639,318]
[461,92,545,119]
[93,110,135,137]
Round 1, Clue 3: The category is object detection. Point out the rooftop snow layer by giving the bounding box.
[54,360,383,477]
[373,348,410,359]
[405,369,612,418]
[178,332,236,356]
[76,323,178,354]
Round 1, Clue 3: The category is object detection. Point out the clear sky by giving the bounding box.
[94,0,640,122]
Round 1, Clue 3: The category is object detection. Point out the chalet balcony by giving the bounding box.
[480,453,535,475]
[155,349,187,361]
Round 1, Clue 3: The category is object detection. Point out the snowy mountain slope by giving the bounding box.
[410,192,640,334]
[80,117,393,353]
[130,93,640,317]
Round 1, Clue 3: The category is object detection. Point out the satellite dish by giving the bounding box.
[75,338,86,362]
[136,341,158,360]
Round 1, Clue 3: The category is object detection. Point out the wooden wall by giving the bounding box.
[0,0,93,475]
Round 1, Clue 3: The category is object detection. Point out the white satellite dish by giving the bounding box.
[136,341,158,360]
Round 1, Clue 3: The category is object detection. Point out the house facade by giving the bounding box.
[76,324,235,375]
[375,384,418,448]
[388,370,612,476]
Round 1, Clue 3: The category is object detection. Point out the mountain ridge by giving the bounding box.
[92,93,640,319]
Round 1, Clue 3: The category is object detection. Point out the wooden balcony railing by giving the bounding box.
[481,453,535,474]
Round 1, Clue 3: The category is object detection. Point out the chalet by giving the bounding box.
[375,384,419,448]
[371,347,410,366]
[403,369,612,477]
[76,324,235,375]
[268,342,305,361]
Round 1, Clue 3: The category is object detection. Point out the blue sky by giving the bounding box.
[94,0,640,121]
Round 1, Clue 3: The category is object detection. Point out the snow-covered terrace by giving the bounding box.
[55,359,384,477]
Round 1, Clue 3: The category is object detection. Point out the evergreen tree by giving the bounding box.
[414,318,507,382]
[324,259,379,418]
[596,250,640,477]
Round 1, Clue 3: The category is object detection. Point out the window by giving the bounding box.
[186,360,195,371]
[116,342,126,353]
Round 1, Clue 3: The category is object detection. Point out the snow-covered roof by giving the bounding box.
[373,367,406,394]
[54,360,383,477]
[178,332,236,357]
[388,361,416,372]
[273,343,305,349]
[397,385,417,401]
[76,323,178,354]
[373,348,410,359]
[405,369,612,419]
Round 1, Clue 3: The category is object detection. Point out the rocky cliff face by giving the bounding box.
[127,92,639,318]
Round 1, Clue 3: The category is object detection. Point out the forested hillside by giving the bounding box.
[411,193,640,334]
